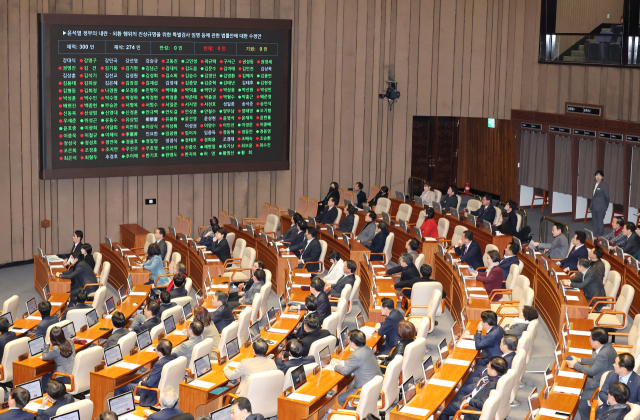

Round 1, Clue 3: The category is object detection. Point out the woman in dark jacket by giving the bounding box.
[81,243,95,270]
[379,321,416,369]
[494,211,531,242]
[368,186,389,206]
[337,205,356,233]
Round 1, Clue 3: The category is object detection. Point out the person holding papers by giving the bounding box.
[41,327,76,388]
[333,330,382,406]
[0,387,32,420]
[566,327,618,420]
[210,291,234,333]
[115,339,177,407]
[0,317,17,363]
[462,311,504,368]
[596,353,640,418]
[104,312,128,349]
[562,258,606,308]
[171,320,204,366]
[503,305,538,339]
[143,387,183,420]
[223,338,277,398]
[275,339,315,374]
[35,379,74,420]
[469,250,503,301]
[35,301,58,340]
[597,382,632,420]
[529,223,569,260]
[131,301,161,335]
[375,298,403,355]
[453,231,483,269]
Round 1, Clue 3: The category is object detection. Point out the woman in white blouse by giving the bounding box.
[323,250,344,285]
[420,181,436,206]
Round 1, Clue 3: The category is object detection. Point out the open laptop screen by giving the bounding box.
[26,298,37,316]
[194,354,212,378]
[163,316,176,336]
[438,337,449,360]
[51,411,79,420]
[182,302,193,320]
[61,322,76,340]
[105,297,116,314]
[423,356,434,381]
[225,337,240,360]
[16,379,43,401]
[85,309,99,329]
[28,336,45,357]
[108,391,135,416]
[209,406,232,420]
[0,312,13,328]
[318,345,331,369]
[136,330,152,351]
[290,364,307,391]
[402,376,417,405]
[104,344,123,367]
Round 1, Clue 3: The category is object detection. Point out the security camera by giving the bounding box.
[379,80,400,110]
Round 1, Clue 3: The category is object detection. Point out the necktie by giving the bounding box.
[464,245,468,255]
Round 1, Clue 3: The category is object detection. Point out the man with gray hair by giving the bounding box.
[143,387,182,420]
[223,338,277,397]
[386,252,420,283]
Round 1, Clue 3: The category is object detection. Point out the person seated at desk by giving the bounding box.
[393,263,445,298]
[297,227,322,271]
[622,222,640,256]
[291,312,332,357]
[278,213,303,243]
[352,182,367,208]
[599,217,628,249]
[386,252,420,282]
[369,222,390,261]
[494,211,531,243]
[229,269,265,309]
[35,379,75,420]
[157,290,177,320]
[368,185,389,206]
[131,301,161,335]
[61,290,91,321]
[193,306,220,350]
[440,184,459,211]
[310,277,331,321]
[162,262,187,298]
[378,321,415,371]
[337,204,356,233]
[206,227,232,264]
[419,181,436,207]
[286,219,308,257]
[375,298,403,355]
[598,382,632,420]
[419,207,438,239]
[530,223,569,260]
[323,250,344,285]
[560,231,588,272]
[275,339,315,374]
[41,327,76,388]
[462,310,504,367]
[460,335,517,395]
[35,301,58,339]
[466,194,496,225]
[406,237,420,261]
[142,387,182,420]
[0,387,32,420]
[316,196,338,225]
[104,311,128,349]
[562,258,606,308]
[196,217,219,246]
[153,228,168,261]
[57,230,83,263]
[223,338,277,398]
[99,412,117,420]
[469,250,503,301]
[211,291,234,333]
[325,260,356,299]
[441,356,508,420]
[171,320,204,366]
[80,243,95,271]
[0,317,16,363]
[229,397,266,420]
[56,252,93,305]
[504,200,519,228]
[333,330,382,407]
[169,274,188,299]
[453,230,483,269]
[503,305,538,339]
[356,210,377,245]
[576,245,606,283]
[319,181,341,213]
[567,327,618,420]
[498,242,520,281]
[138,243,165,286]
[596,353,640,419]
[115,339,177,406]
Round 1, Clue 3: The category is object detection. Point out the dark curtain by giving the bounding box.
[518,131,548,190]
[631,146,640,209]
[577,139,597,198]
[553,135,572,195]
[603,142,624,204]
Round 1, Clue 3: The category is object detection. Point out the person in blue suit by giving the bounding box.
[35,379,75,420]
[35,301,58,340]
[115,339,178,406]
[460,335,518,396]
[310,277,331,321]
[0,387,33,420]
[275,339,315,374]
[597,353,640,418]
[287,220,308,258]
[499,243,520,281]
[468,194,496,225]
[561,231,589,272]
[375,298,404,355]
[0,317,17,363]
[454,231,483,269]
[369,222,390,261]
[143,387,183,420]
[463,310,504,367]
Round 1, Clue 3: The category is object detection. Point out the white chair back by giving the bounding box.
[189,338,214,373]
[478,390,501,420]
[322,313,339,336]
[244,370,285,418]
[309,336,337,364]
[165,241,173,262]
[427,289,442,332]
[150,323,164,341]
[414,254,425,270]
[46,321,72,345]
[2,295,19,323]
[347,276,361,314]
[401,337,427,382]
[505,264,522,290]
[416,317,431,340]
[232,238,246,261]
[185,277,193,295]
[615,285,635,329]
[66,308,93,332]
[236,307,251,346]
[624,403,640,420]
[98,262,111,288]
[355,376,384,419]
[1,337,29,382]
[161,306,184,327]
[334,207,343,225]
[495,370,517,419]
[396,204,412,223]
[56,400,94,420]
[93,252,102,275]
[352,215,360,236]
[437,218,450,238]
[380,355,403,411]
[409,282,442,317]
[168,252,181,274]
[117,332,137,355]
[510,351,527,403]
[516,213,523,231]
[264,214,280,236]
[527,319,540,342]
[226,232,236,252]
[92,286,107,316]
[258,282,273,320]
[173,296,193,310]
[603,258,611,283]
[466,199,481,212]
[69,346,104,394]
[219,322,239,356]
[434,189,442,203]
[157,356,188,394]
[283,363,317,391]
[335,297,348,334]
[250,293,262,324]
[605,270,622,300]
[450,225,467,249]
[375,197,391,215]
[382,233,394,265]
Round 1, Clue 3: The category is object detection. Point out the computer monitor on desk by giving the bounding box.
[17,378,43,401]
[449,208,459,220]
[290,364,308,391]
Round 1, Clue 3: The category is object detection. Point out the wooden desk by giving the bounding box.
[433,212,513,255]
[99,243,150,289]
[33,255,73,297]
[119,224,150,250]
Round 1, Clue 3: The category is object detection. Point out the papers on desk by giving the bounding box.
[456,339,477,350]
[538,408,570,419]
[145,346,156,353]
[207,259,221,263]
[120,248,130,251]
[280,314,299,319]
[50,265,65,269]
[467,287,486,292]
[203,250,212,254]
[287,393,315,402]
[377,276,392,280]
[210,285,228,289]
[196,245,206,249]
[292,284,303,288]
[267,328,289,334]
[553,385,581,395]
[25,402,42,412]
[130,292,147,296]
[126,255,137,259]
[295,273,312,278]
[360,326,376,337]
[114,362,140,370]
[400,407,431,417]
[189,380,215,389]
[495,232,504,236]
[172,330,188,336]
[568,347,593,355]
[470,294,488,299]
[558,371,585,379]
[319,228,327,231]
[428,378,456,388]
[9,328,27,334]
[457,264,469,268]
[566,295,580,301]
[424,238,437,242]
[105,315,112,319]
[372,264,385,268]
[556,272,568,276]
[444,358,470,366]
[377,292,396,297]
[120,413,145,420]
[26,316,41,320]
[569,330,591,336]
[283,255,297,258]
[46,255,63,261]
[226,361,241,368]
[50,302,63,306]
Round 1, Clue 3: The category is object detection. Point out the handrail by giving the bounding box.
[539,216,570,244]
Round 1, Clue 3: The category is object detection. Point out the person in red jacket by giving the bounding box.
[471,250,503,301]
[419,207,439,239]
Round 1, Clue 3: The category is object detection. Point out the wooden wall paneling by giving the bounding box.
[518,0,537,111]
[451,0,465,117]
[83,0,98,13]
[460,0,473,117]
[247,172,257,218]
[72,0,82,12]
[73,179,85,232]
[631,70,640,122]
[468,0,487,117]
[319,0,336,190]
[536,64,549,114]
[606,68,621,120]
[193,173,204,232]
[256,172,271,216]
[105,177,124,241]
[276,0,293,209]
[351,0,368,186]
[331,0,343,182]
[436,0,455,116]
[545,65,560,114]
[142,176,158,231]
[51,180,59,253]
[378,0,391,184]
[293,0,307,201]
[404,0,420,190]
[366,0,381,187]
[259,0,273,18]
[142,0,156,14]
[360,0,374,189]
[56,0,72,13]
[178,175,195,227]
[497,0,509,119]
[179,0,194,16]
[202,173,211,221]
[557,65,570,117]
[484,0,498,118]
[569,66,586,103]
[555,0,623,33]
[415,0,434,116]
[32,0,42,256]
[509,0,525,111]
[428,0,439,114]
[83,179,99,248]
[21,0,35,258]
[622,69,631,122]
[0,0,13,262]
[158,0,171,15]
[195,0,204,16]
[339,0,357,190]
[127,177,137,224]
[586,67,602,105]
[529,0,541,110]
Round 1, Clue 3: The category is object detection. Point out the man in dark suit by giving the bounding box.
[499,243,520,281]
[157,291,177,320]
[57,230,83,262]
[35,379,75,420]
[462,311,504,366]
[369,222,390,261]
[393,263,444,298]
[597,353,640,418]
[442,357,508,420]
[115,339,177,406]
[375,298,404,355]
[287,220,308,257]
[104,311,129,349]
[154,228,168,261]
[56,252,94,304]
[61,290,91,321]
[210,291,234,333]
[297,227,322,272]
[325,260,356,299]
[561,231,589,272]
[591,170,610,237]
[298,313,332,357]
[387,253,420,283]
[564,258,606,307]
[275,339,315,374]
[598,382,632,420]
[316,196,338,225]
[440,185,459,210]
[229,397,266,420]
[207,227,231,263]
[310,277,331,320]
[0,387,33,420]
[623,222,640,256]
[454,231,483,269]
[168,274,188,298]
[35,301,58,339]
[352,182,367,208]
[143,387,182,420]
[132,301,161,335]
[504,200,519,228]
[467,194,496,225]
[567,327,618,420]
[462,335,517,395]
[0,318,16,371]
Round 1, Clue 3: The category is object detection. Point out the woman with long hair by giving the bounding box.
[42,326,76,387]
